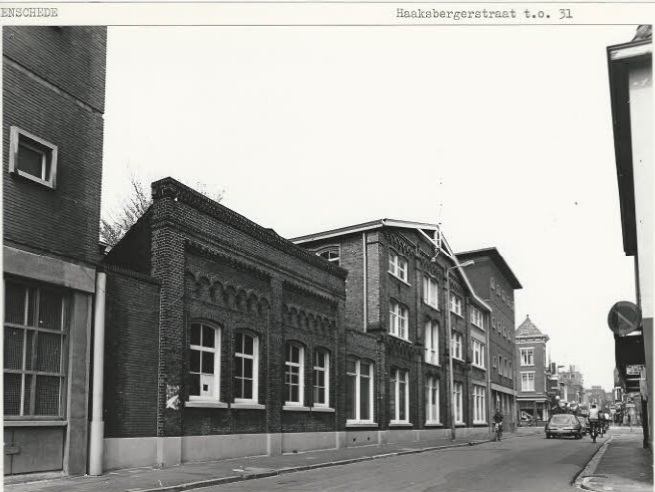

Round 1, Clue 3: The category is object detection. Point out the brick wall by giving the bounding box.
[104,267,161,438]
[3,27,106,266]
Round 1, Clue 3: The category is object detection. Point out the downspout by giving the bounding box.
[362,232,368,331]
[485,309,493,434]
[89,271,107,476]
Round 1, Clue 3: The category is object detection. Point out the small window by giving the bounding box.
[490,277,495,289]
[9,127,58,189]
[470,306,484,329]
[491,317,496,329]
[451,332,463,360]
[472,340,485,369]
[316,247,340,266]
[389,252,408,282]
[389,301,409,340]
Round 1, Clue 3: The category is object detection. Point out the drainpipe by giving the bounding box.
[89,271,107,476]
[362,232,368,331]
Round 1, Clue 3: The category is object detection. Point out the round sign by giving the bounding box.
[607,301,642,335]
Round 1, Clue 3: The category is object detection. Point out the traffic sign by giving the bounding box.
[608,301,642,335]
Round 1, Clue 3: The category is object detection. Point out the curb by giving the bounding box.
[574,435,614,491]
[137,438,503,492]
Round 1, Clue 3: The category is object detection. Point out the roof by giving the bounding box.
[456,247,522,289]
[291,218,492,312]
[516,315,549,341]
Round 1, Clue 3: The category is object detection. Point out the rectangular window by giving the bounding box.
[450,294,462,316]
[9,127,58,189]
[451,332,463,360]
[285,343,304,405]
[424,321,439,365]
[472,340,485,369]
[423,276,439,309]
[189,323,220,401]
[234,332,258,403]
[389,301,408,340]
[520,348,534,366]
[346,357,374,423]
[491,317,496,329]
[521,372,535,392]
[313,349,329,407]
[470,306,484,329]
[473,385,486,424]
[388,253,408,282]
[390,369,409,424]
[425,376,440,424]
[509,361,513,380]
[454,382,463,424]
[4,280,67,418]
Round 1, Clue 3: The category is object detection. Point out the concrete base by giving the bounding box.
[281,432,337,454]
[104,437,158,471]
[158,437,181,468]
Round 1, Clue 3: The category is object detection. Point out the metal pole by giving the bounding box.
[89,271,107,476]
[447,268,456,440]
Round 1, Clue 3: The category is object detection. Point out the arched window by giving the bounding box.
[316,246,340,266]
[285,342,304,406]
[189,322,221,401]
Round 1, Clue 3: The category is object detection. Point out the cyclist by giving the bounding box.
[493,408,504,440]
[589,404,600,435]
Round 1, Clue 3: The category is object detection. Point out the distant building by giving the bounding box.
[3,27,107,477]
[607,24,652,448]
[515,316,550,421]
[456,248,522,429]
[558,365,585,405]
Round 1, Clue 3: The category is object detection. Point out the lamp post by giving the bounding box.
[446,259,475,440]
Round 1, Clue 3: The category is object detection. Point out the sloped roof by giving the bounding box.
[456,247,522,289]
[516,315,547,339]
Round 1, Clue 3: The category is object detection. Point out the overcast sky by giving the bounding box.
[101,25,641,391]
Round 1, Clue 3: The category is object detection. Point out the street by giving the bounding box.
[203,434,604,492]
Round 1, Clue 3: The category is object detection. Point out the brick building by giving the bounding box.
[3,27,107,476]
[456,248,522,430]
[515,316,550,422]
[292,220,493,438]
[101,177,349,470]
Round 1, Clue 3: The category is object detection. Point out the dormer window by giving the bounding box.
[316,246,340,266]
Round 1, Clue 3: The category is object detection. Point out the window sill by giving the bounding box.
[425,422,443,427]
[453,357,465,363]
[388,272,411,287]
[389,333,411,343]
[11,169,56,190]
[346,422,378,428]
[425,361,440,367]
[472,365,486,371]
[232,403,266,410]
[450,311,463,318]
[186,401,228,409]
[423,301,440,311]
[283,405,311,412]
[4,420,67,427]
[473,421,488,425]
[389,422,413,427]
[311,406,335,413]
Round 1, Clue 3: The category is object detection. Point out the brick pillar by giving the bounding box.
[266,277,284,455]
[150,191,186,467]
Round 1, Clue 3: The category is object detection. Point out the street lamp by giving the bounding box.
[446,259,475,440]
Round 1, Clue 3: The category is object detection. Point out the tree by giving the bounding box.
[100,176,224,247]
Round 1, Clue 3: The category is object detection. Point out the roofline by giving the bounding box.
[456,247,523,289]
[290,218,439,244]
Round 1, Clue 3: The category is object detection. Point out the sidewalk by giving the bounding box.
[3,429,541,492]
[577,427,653,492]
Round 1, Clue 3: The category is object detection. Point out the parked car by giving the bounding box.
[576,416,589,435]
[545,414,583,439]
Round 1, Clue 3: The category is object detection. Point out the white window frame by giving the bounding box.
[473,384,487,424]
[424,320,439,366]
[423,275,439,309]
[454,381,464,424]
[520,347,534,367]
[285,342,304,406]
[425,376,441,424]
[472,339,485,369]
[189,322,221,402]
[521,371,535,392]
[470,306,484,329]
[346,357,375,424]
[388,252,408,282]
[389,301,409,340]
[450,293,463,317]
[390,369,410,424]
[234,332,259,404]
[490,277,495,289]
[313,349,330,408]
[509,361,513,380]
[9,126,58,189]
[316,246,340,265]
[451,332,463,361]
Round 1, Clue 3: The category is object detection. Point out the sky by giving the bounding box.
[100,24,642,391]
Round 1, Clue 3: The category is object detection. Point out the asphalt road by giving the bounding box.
[203,434,603,492]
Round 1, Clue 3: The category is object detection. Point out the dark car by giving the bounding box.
[545,414,582,439]
[576,416,589,435]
